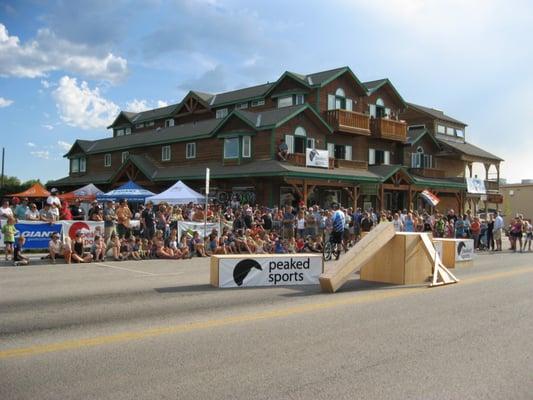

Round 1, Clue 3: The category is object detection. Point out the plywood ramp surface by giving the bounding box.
[319,223,396,293]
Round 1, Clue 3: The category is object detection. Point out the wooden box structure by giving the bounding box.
[360,233,433,285]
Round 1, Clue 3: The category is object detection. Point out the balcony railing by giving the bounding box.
[324,109,370,135]
[409,168,446,179]
[485,180,499,192]
[334,159,368,169]
[370,117,407,141]
[287,153,334,169]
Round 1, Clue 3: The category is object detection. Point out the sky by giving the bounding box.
[0,0,532,183]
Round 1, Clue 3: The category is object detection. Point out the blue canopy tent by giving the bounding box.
[96,180,155,202]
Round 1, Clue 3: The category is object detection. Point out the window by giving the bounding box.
[278,95,293,108]
[446,127,454,136]
[104,153,111,167]
[216,108,228,119]
[146,121,155,127]
[116,129,124,136]
[375,98,386,118]
[437,124,446,134]
[121,151,129,164]
[307,138,315,149]
[369,104,376,118]
[186,143,196,159]
[369,148,376,165]
[162,145,171,161]
[456,129,464,138]
[224,138,239,159]
[384,150,390,165]
[165,119,174,128]
[411,148,433,169]
[135,123,144,129]
[294,126,306,136]
[295,94,305,105]
[408,124,426,130]
[236,102,248,109]
[345,145,352,161]
[294,136,306,153]
[251,99,265,107]
[285,135,294,154]
[334,144,345,160]
[70,158,79,173]
[242,136,251,158]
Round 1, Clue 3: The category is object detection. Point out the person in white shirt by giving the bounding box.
[0,199,14,220]
[46,188,62,208]
[493,212,504,251]
[25,203,40,220]
[393,213,404,232]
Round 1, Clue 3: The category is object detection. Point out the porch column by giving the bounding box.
[468,162,473,178]
[484,163,491,180]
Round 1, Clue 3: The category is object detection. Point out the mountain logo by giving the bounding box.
[233,259,262,286]
[308,148,319,162]
[457,241,466,256]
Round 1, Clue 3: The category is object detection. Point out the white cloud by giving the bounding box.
[52,76,120,130]
[57,140,72,151]
[30,150,50,160]
[0,96,13,108]
[0,23,128,83]
[125,98,170,112]
[27,142,36,147]
[42,124,54,130]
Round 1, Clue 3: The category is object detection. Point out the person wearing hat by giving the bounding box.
[47,232,64,263]
[141,201,155,240]
[47,188,61,208]
[71,230,93,263]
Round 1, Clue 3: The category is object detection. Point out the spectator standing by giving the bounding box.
[361,212,374,232]
[0,199,13,220]
[47,188,61,208]
[493,212,504,251]
[487,214,495,251]
[1,216,16,261]
[392,213,403,232]
[282,205,295,239]
[14,198,29,220]
[116,199,132,238]
[60,201,73,220]
[70,199,86,220]
[470,217,481,249]
[103,200,117,242]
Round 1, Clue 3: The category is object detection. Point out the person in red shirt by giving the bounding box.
[60,201,73,220]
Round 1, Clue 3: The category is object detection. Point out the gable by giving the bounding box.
[174,91,212,116]
[215,114,257,136]
[269,75,310,98]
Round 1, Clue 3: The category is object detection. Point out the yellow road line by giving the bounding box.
[1,266,532,360]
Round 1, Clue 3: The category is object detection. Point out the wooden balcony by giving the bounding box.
[324,109,370,135]
[334,159,368,169]
[485,180,500,192]
[287,153,334,169]
[370,117,407,142]
[409,168,446,179]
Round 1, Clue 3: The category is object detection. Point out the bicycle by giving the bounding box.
[323,231,342,261]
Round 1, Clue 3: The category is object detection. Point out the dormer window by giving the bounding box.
[165,119,174,128]
[216,108,228,119]
[446,127,454,136]
[125,127,131,135]
[236,102,248,109]
[116,129,124,136]
[251,99,265,107]
[70,157,86,173]
[277,95,293,108]
[437,124,446,134]
[456,129,464,138]
[328,88,353,111]
[135,123,144,129]
[146,121,155,127]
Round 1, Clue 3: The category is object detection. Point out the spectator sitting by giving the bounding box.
[25,203,40,221]
[14,197,29,221]
[0,199,14,220]
[40,203,56,223]
[278,139,288,161]
[13,236,30,266]
[47,233,63,263]
[72,231,93,263]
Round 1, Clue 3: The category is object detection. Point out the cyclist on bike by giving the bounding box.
[331,203,345,254]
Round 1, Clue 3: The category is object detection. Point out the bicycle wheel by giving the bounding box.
[323,241,332,261]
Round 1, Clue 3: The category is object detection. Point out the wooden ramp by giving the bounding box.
[319,223,396,293]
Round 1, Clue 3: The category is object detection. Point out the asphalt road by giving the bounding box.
[0,250,532,400]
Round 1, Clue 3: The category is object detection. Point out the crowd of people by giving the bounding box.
[1,188,532,266]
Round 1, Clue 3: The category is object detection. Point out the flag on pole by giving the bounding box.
[420,190,440,206]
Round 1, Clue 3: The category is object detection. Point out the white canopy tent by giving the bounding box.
[145,180,204,205]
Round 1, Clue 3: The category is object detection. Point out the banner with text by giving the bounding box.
[177,221,221,240]
[0,220,62,250]
[60,220,105,248]
[218,255,323,288]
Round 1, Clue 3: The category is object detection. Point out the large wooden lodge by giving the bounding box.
[54,66,503,212]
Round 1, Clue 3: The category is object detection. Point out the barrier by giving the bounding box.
[433,238,474,268]
[0,220,62,250]
[211,254,323,288]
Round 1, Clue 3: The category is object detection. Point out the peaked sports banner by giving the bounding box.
[217,255,323,288]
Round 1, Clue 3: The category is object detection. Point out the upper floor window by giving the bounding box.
[375,98,386,118]
[437,124,446,134]
[135,123,144,129]
[368,148,390,165]
[295,94,305,105]
[162,145,171,161]
[216,108,228,119]
[186,142,196,159]
[456,129,464,138]
[251,99,265,107]
[224,137,239,159]
[236,102,248,109]
[104,153,111,167]
[328,88,353,111]
[165,119,174,128]
[277,95,293,108]
[125,127,131,135]
[446,127,455,136]
[121,151,129,164]
[146,121,155,127]
[411,146,433,169]
[70,157,86,173]
[116,129,124,136]
[242,136,251,158]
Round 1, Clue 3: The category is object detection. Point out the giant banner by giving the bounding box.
[217,254,323,288]
[0,220,62,250]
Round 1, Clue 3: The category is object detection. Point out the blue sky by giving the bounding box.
[0,0,532,183]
